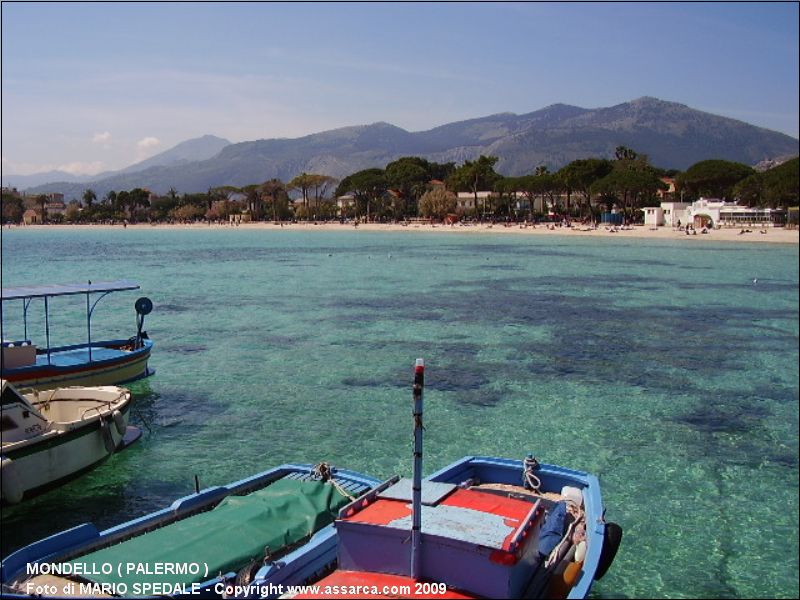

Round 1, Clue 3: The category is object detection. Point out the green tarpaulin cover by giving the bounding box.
[70,478,350,594]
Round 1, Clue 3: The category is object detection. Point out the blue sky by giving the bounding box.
[2,2,798,175]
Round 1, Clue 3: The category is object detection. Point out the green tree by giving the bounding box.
[128,188,151,221]
[82,189,97,208]
[733,157,799,208]
[288,173,336,219]
[150,194,181,221]
[260,179,291,221]
[555,159,613,217]
[677,160,754,200]
[614,145,638,161]
[288,173,314,218]
[0,190,24,223]
[39,195,50,223]
[385,157,429,218]
[447,155,499,219]
[762,157,799,207]
[310,174,337,205]
[592,169,666,218]
[240,185,263,220]
[493,177,522,219]
[336,168,388,222]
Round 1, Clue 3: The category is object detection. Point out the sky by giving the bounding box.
[2,1,798,176]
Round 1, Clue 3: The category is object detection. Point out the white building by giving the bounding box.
[643,206,661,226]
[456,191,494,213]
[648,198,785,228]
[685,198,734,228]
[661,202,690,227]
[643,201,691,227]
[717,206,786,227]
[336,195,355,216]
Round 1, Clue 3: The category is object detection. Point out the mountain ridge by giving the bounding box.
[16,97,799,199]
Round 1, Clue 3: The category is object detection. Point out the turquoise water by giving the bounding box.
[1,227,798,599]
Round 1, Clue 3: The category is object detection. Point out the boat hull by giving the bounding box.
[1,340,153,391]
[246,455,613,600]
[1,405,131,503]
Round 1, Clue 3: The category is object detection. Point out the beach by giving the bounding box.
[10,221,800,244]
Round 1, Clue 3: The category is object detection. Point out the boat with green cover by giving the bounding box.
[1,463,380,598]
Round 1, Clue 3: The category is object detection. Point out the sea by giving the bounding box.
[1,226,798,599]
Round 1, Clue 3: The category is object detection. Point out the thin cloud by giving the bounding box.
[92,131,112,143]
[137,136,161,149]
[57,161,106,175]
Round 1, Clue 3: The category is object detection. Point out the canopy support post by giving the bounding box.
[44,296,51,364]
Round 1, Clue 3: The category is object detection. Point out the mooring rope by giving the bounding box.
[312,462,355,501]
[523,454,542,492]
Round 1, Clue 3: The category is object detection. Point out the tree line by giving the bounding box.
[2,151,797,225]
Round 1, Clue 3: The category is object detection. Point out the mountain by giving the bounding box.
[22,98,799,199]
[3,135,230,192]
[487,97,799,174]
[115,134,231,175]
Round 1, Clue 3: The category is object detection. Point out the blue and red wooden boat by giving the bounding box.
[244,360,621,599]
[1,280,154,390]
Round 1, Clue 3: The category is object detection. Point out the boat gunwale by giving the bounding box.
[3,339,153,377]
[1,389,132,456]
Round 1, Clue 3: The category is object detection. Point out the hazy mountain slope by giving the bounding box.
[116,134,231,174]
[1,170,94,189]
[4,135,230,193]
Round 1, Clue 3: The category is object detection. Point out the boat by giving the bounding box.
[244,359,622,599]
[0,462,381,598]
[1,280,154,391]
[1,379,138,504]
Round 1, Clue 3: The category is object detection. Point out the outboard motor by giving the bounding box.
[134,297,153,349]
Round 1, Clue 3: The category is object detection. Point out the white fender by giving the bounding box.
[1,457,25,504]
[100,419,117,455]
[112,410,126,436]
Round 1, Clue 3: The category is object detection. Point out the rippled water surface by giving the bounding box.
[1,227,798,598]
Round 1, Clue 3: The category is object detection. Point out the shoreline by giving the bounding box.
[7,221,799,244]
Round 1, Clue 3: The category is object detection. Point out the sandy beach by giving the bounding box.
[10,221,799,244]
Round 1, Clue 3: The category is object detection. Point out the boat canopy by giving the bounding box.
[1,280,143,365]
[1,280,140,301]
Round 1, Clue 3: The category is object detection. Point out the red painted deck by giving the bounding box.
[292,570,477,599]
[341,487,534,552]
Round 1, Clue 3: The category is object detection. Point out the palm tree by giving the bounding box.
[38,195,48,223]
[82,189,97,208]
